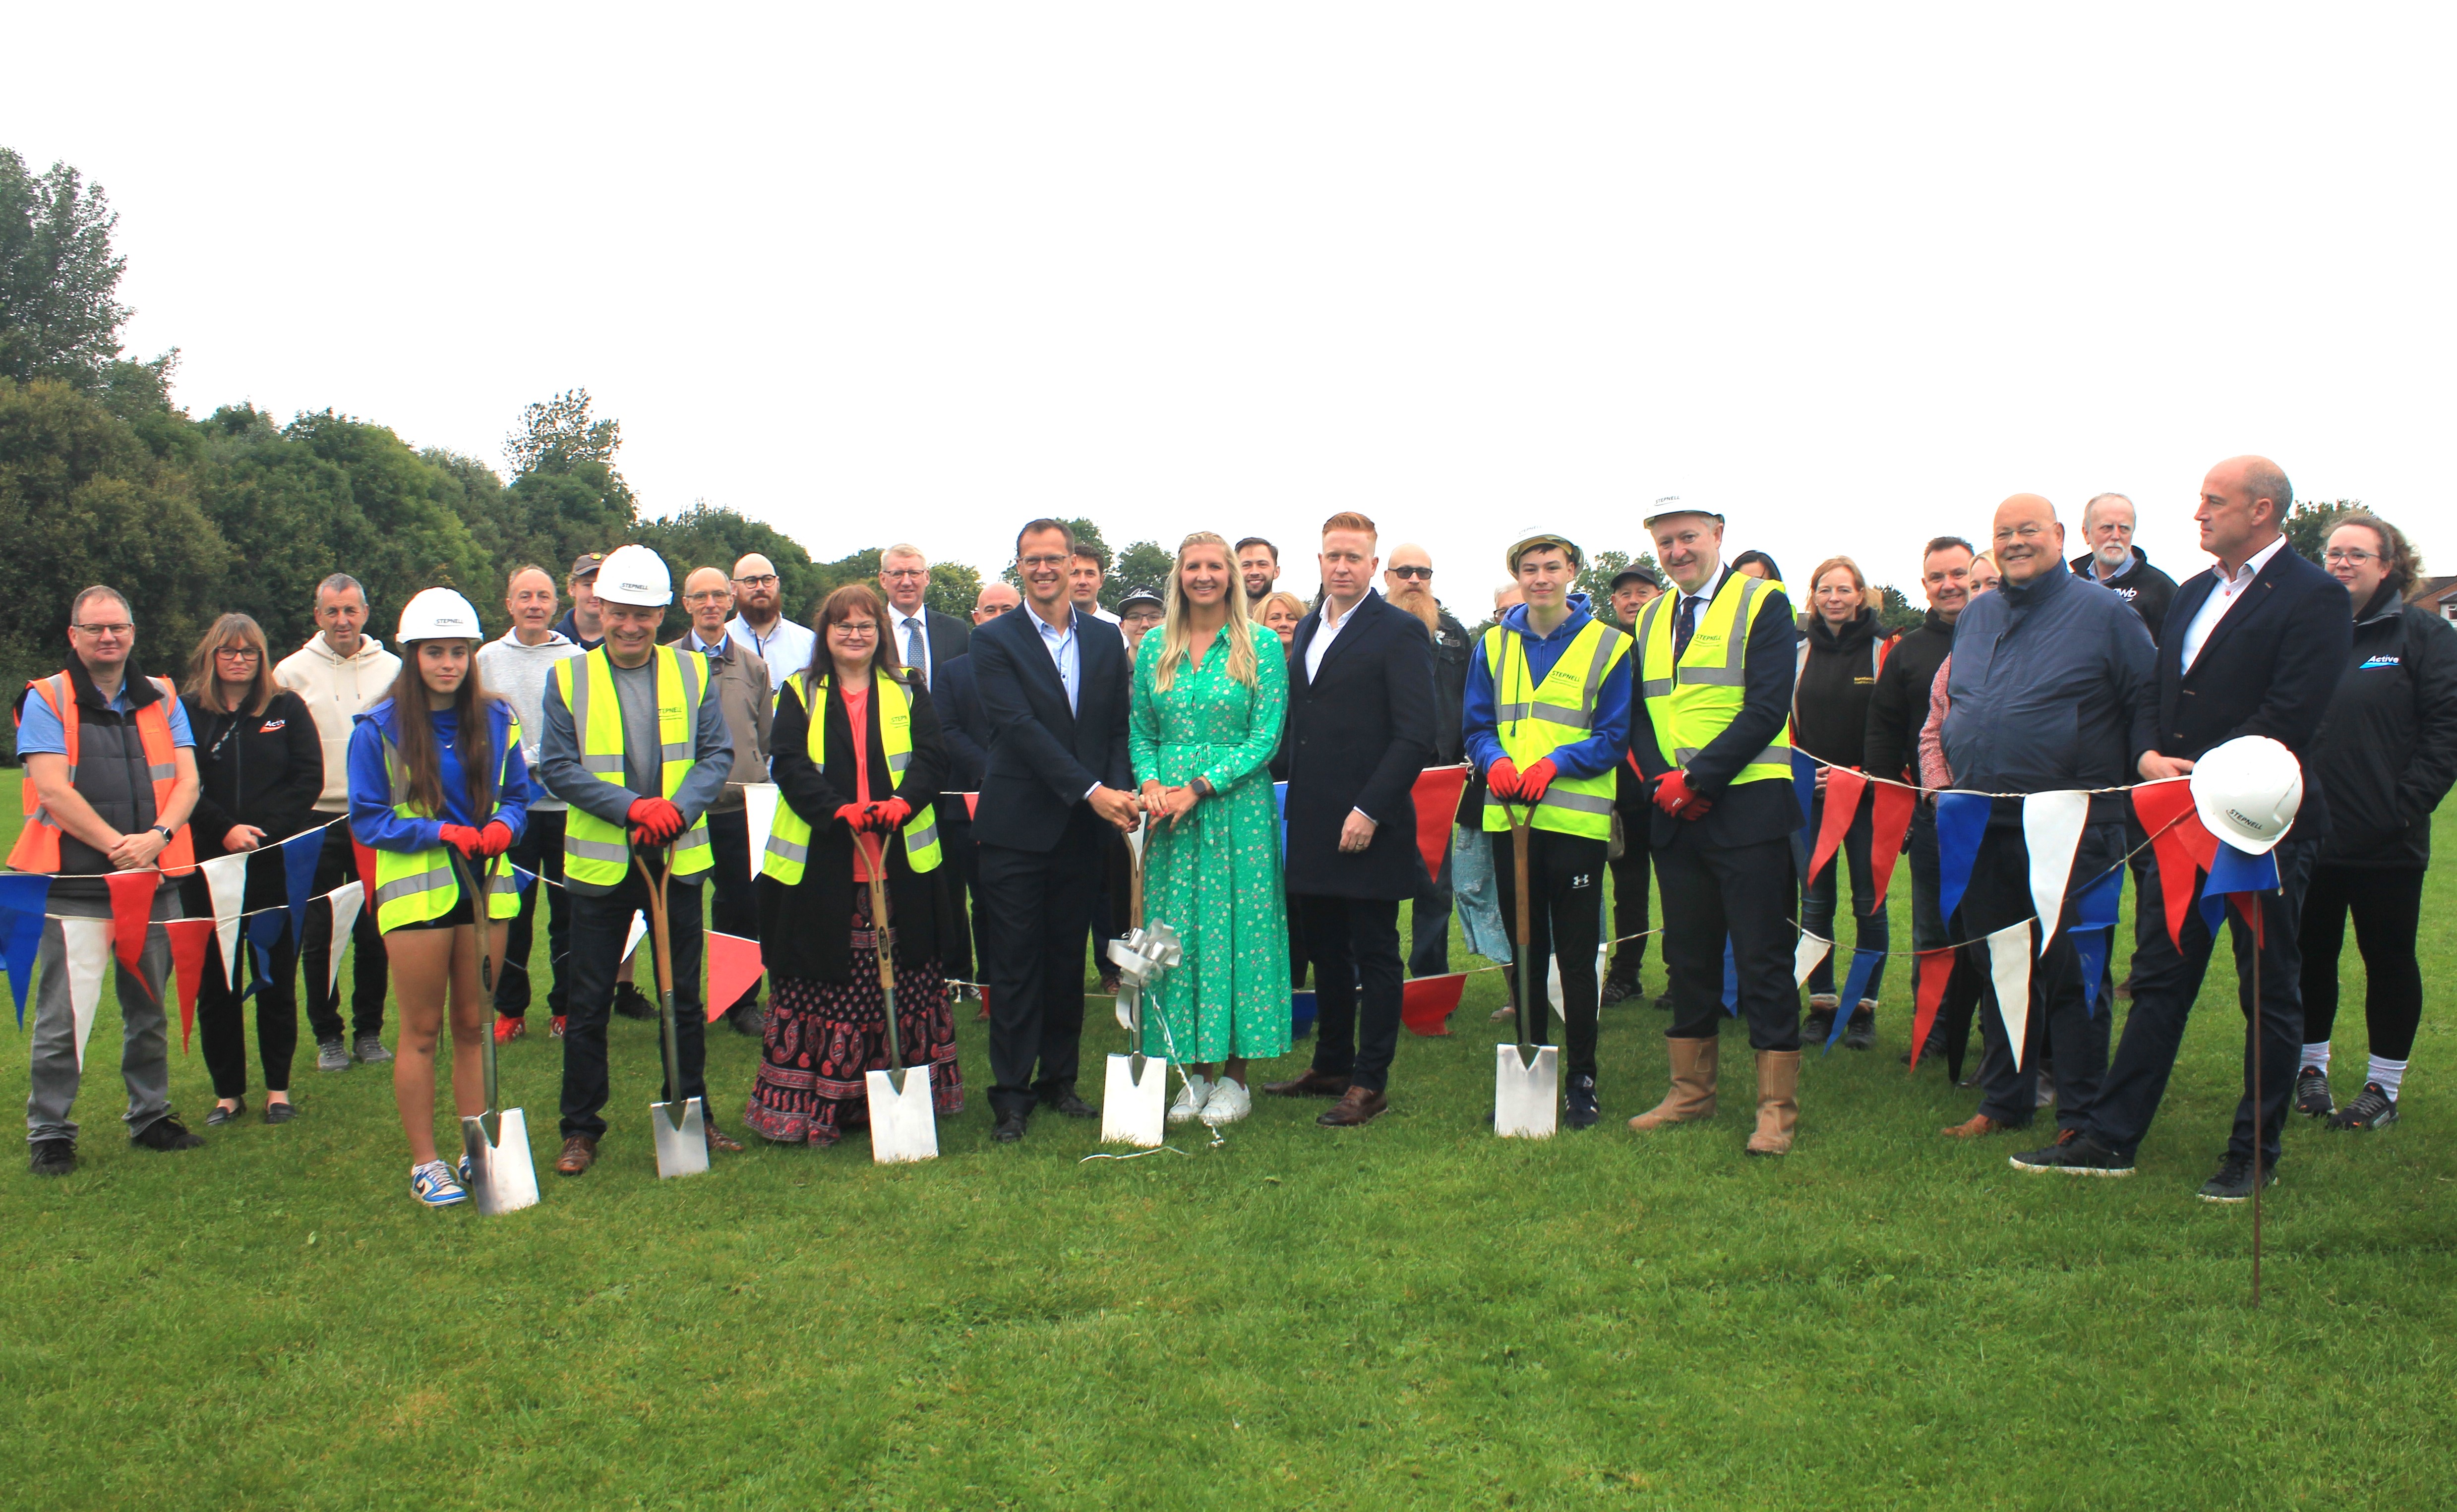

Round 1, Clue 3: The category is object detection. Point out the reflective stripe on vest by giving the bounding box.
[370,717,524,932]
[554,645,713,887]
[1637,573,1794,787]
[1478,619,1630,839]
[7,672,196,876]
[761,670,943,885]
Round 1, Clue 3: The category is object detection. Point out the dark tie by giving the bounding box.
[1674,594,1699,659]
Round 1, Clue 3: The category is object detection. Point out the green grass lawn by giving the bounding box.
[2,773,2450,1510]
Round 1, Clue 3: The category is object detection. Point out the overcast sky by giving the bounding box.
[8,5,2449,604]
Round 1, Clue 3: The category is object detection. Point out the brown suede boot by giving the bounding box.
[1746,1050,1800,1156]
[1629,1037,1719,1131]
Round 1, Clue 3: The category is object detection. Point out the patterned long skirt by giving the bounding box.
[742,896,963,1147]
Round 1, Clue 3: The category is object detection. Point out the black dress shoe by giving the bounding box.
[132,1116,204,1151]
[264,1101,298,1124]
[993,1109,1028,1143]
[612,982,657,1021]
[1040,1092,1099,1119]
[206,1100,245,1126]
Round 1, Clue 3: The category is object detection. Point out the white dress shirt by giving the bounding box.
[2177,533,2287,675]
[1034,605,1081,714]
[1306,592,1369,682]
[726,614,815,684]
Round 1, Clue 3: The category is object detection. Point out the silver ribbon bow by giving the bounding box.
[1109,921,1185,1035]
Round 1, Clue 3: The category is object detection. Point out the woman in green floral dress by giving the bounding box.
[1130,531,1291,1126]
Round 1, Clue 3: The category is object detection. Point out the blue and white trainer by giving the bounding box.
[412,1161,469,1208]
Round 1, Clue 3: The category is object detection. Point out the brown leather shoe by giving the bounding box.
[1262,1067,1351,1099]
[555,1134,598,1175]
[1940,1113,2005,1139]
[1317,1086,1387,1126]
[1745,1049,1799,1156]
[1630,1037,1719,1131]
[705,1122,743,1154]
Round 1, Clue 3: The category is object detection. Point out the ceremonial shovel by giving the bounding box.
[1102,815,1172,1147]
[636,848,709,1179]
[1493,801,1558,1137]
[449,853,539,1214]
[856,832,938,1163]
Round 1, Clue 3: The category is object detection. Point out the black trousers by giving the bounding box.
[301,819,386,1042]
[1656,828,1800,1051]
[978,814,1101,1115]
[494,808,570,1019]
[562,874,707,1139]
[1802,790,1890,1003]
[1959,821,2121,1130]
[1087,829,1133,973]
[2297,863,2426,1061]
[1605,820,1651,983]
[1489,828,1608,1079]
[946,819,985,987]
[2086,830,2317,1166]
[197,920,298,1098]
[702,808,764,1009]
[1297,894,1404,1092]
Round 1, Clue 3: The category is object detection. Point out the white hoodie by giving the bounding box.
[275,632,404,812]
[476,628,584,812]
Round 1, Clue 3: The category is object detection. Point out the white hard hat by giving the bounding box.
[2190,735,2303,856]
[594,544,673,608]
[397,587,483,644]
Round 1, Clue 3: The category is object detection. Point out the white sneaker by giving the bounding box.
[1200,1078,1253,1126]
[1167,1074,1212,1124]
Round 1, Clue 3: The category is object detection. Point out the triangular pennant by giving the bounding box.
[2149,824,2203,951]
[323,881,364,998]
[2130,776,2196,838]
[105,871,158,999]
[1290,989,1318,1038]
[0,873,54,1026]
[705,930,764,1023]
[1793,931,1832,989]
[1985,921,2033,1071]
[2021,790,2090,955]
[1935,792,1989,925]
[163,917,215,1053]
[2204,841,2279,899]
[511,866,538,893]
[2072,862,2123,931]
[2072,926,2114,1016]
[1721,936,1739,1017]
[1275,780,1289,850]
[1808,767,1867,885]
[621,910,647,964]
[1864,781,1917,912]
[964,791,979,821]
[281,829,324,947]
[2199,888,2226,943]
[1825,947,1884,1051]
[244,911,287,999]
[1907,947,1956,1070]
[201,851,249,989]
[56,918,111,1071]
[1791,751,1819,828]
[1410,766,1466,883]
[1400,972,1463,1036]
[741,783,781,885]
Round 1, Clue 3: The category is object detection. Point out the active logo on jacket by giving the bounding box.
[2359,654,2400,670]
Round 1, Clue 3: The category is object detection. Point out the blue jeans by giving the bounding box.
[1801,788,1889,1004]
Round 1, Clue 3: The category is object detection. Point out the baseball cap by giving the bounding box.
[568,551,606,581]
[1118,585,1165,612]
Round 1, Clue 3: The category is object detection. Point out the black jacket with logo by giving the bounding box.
[2068,546,2180,646]
[2310,588,2457,869]
[1791,608,1885,769]
[1863,609,1955,783]
[181,688,326,912]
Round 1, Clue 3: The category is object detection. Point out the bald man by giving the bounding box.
[1384,543,1472,977]
[1933,494,2156,1150]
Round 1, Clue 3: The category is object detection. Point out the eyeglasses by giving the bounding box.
[880,568,927,581]
[1388,566,1433,580]
[682,590,732,605]
[71,622,133,636]
[832,621,878,637]
[214,646,262,661]
[1019,554,1071,570]
[732,574,779,588]
[2323,547,2378,565]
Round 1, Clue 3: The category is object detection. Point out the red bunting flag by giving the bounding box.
[105,870,158,998]
[1865,780,1918,911]
[163,918,216,1053]
[1400,972,1463,1036]
[2229,893,2266,948]
[964,792,978,821]
[1807,767,1867,884]
[705,931,764,1024]
[2132,779,2212,951]
[1907,947,1956,1073]
[1410,766,1466,883]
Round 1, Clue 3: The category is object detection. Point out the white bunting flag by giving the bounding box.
[1986,921,2034,1071]
[201,852,250,989]
[323,881,364,997]
[1793,932,1832,988]
[2022,790,2090,956]
[59,918,111,1070]
[741,782,780,884]
[621,910,647,964]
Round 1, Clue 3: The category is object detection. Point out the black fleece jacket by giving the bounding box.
[2311,587,2457,869]
[2069,546,2180,646]
[1864,609,1955,783]
[1791,609,1884,768]
[182,689,325,859]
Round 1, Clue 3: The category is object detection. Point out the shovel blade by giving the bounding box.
[459,1107,540,1215]
[1100,1052,1168,1147]
[865,1065,940,1163]
[1494,1043,1559,1139]
[651,1096,711,1178]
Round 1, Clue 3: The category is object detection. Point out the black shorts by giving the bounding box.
[388,894,476,932]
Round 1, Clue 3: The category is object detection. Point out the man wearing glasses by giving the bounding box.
[726,553,816,683]
[1382,544,1472,979]
[2068,493,2179,645]
[877,544,970,689]
[671,567,774,1036]
[13,586,206,1175]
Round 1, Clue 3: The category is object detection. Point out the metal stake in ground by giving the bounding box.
[636,846,709,1179]
[2250,896,2265,1308]
[1493,799,1558,1137]
[858,831,938,1163]
[450,851,539,1214]
[1101,815,1168,1148]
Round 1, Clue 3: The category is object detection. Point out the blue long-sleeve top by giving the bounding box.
[1462,593,1633,780]
[346,698,532,852]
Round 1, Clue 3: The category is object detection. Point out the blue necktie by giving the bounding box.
[903,617,927,687]
[1674,594,1699,659]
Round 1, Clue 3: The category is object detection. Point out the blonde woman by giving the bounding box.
[1130,532,1292,1125]
[1258,590,1307,653]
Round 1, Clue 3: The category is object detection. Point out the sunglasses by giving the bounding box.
[1388,566,1433,581]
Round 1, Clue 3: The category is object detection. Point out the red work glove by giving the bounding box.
[1517,757,1558,803]
[868,797,912,832]
[626,797,684,845]
[835,802,870,831]
[1654,769,1707,818]
[437,824,483,860]
[1487,757,1522,801]
[477,820,515,858]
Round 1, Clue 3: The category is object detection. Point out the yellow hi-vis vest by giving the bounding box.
[1634,571,1794,787]
[761,669,942,884]
[551,644,713,888]
[372,719,524,933]
[1479,617,1631,839]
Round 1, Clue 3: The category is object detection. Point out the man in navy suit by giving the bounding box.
[1260,511,1439,1126]
[2019,456,2352,1200]
[967,521,1141,1143]
[933,581,1018,1004]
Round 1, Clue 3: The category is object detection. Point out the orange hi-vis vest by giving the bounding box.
[8,671,195,875]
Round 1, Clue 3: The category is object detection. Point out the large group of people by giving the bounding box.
[12,455,2452,1211]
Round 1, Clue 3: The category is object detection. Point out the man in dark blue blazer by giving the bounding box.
[1260,513,1438,1126]
[967,521,1141,1142]
[2022,456,2352,1200]
[930,582,1019,1000]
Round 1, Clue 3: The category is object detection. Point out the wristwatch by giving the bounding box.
[152,825,176,843]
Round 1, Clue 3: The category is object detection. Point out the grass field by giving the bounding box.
[1,772,2450,1511]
